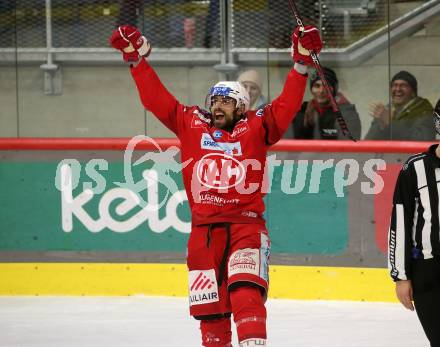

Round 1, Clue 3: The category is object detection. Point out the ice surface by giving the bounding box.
[0,297,428,346]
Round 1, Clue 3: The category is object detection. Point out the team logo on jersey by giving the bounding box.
[188,269,219,306]
[191,110,211,129]
[231,122,249,138]
[199,192,240,206]
[200,133,242,156]
[228,248,259,277]
[191,116,207,128]
[196,153,246,190]
[213,130,223,139]
[256,108,264,117]
[241,211,258,218]
[194,109,211,122]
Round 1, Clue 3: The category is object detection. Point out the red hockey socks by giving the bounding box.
[230,286,267,342]
[200,317,232,347]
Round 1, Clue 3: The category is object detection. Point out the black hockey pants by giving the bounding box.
[412,258,440,347]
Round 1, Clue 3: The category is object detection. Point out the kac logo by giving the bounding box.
[196,153,246,190]
[213,130,223,139]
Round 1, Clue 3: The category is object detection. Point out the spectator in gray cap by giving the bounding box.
[237,70,267,111]
[291,67,361,139]
[365,70,435,140]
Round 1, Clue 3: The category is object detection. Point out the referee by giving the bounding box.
[388,99,440,347]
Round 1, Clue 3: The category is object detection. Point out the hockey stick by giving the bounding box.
[287,0,356,141]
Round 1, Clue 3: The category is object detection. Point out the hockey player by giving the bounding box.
[110,25,322,347]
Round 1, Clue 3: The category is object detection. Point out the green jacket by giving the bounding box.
[365,97,435,141]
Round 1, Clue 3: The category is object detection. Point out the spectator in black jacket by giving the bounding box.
[291,67,361,140]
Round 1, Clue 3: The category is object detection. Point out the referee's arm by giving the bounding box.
[388,165,417,281]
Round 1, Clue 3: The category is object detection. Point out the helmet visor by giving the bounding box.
[205,95,236,109]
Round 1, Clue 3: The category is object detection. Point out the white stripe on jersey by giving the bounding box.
[434,167,440,183]
[396,204,407,279]
[414,159,427,189]
[412,197,419,247]
[414,159,433,258]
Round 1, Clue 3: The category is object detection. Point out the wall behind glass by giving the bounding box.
[0,0,438,139]
[0,2,18,136]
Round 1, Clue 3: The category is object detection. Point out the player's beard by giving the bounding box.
[213,109,241,132]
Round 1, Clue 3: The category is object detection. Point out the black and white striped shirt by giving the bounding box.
[388,144,440,281]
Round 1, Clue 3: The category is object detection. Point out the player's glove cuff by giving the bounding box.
[137,36,151,57]
[293,62,308,75]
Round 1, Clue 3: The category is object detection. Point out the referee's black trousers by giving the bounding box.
[412,258,440,347]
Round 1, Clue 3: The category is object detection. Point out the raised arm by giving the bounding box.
[262,26,323,144]
[110,25,184,135]
[130,59,182,134]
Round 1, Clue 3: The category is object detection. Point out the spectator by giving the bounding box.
[238,70,267,111]
[291,67,361,139]
[365,71,435,140]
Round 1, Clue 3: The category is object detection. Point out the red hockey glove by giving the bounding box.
[109,25,152,63]
[291,25,323,66]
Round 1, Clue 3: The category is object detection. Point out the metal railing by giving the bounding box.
[0,1,437,79]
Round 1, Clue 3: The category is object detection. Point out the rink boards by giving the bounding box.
[0,263,396,302]
[0,140,430,301]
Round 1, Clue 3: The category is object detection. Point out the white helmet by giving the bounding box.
[207,81,250,112]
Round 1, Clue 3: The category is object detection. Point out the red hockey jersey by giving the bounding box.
[131,59,307,226]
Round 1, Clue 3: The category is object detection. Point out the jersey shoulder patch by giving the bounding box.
[256,108,264,117]
[191,108,212,128]
[194,108,211,122]
[230,120,250,138]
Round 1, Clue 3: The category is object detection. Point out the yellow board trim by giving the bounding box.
[0,263,397,302]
